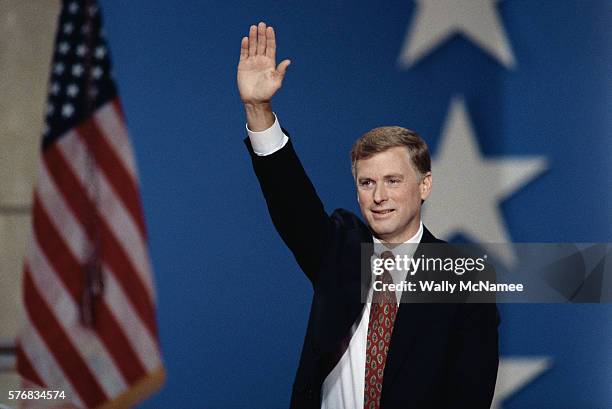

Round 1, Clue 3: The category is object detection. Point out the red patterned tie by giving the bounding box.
[364,251,398,409]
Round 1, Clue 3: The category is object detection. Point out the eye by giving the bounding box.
[359,180,373,188]
[387,178,401,185]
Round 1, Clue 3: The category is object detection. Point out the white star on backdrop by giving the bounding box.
[50,82,60,95]
[95,46,107,59]
[76,44,88,57]
[66,83,79,97]
[92,66,104,79]
[492,357,551,409]
[399,0,516,69]
[53,63,65,75]
[61,103,74,118]
[68,1,79,14]
[58,41,70,55]
[63,22,74,34]
[423,97,547,266]
[72,64,84,77]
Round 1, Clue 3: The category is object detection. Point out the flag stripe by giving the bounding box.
[27,233,128,398]
[32,195,148,385]
[37,157,161,373]
[43,142,157,334]
[56,129,156,302]
[76,115,147,238]
[15,343,46,388]
[93,292,148,386]
[104,271,162,372]
[95,99,138,183]
[33,165,150,385]
[18,319,84,407]
[36,158,91,261]
[24,269,106,407]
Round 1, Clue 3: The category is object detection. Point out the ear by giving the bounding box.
[419,172,432,201]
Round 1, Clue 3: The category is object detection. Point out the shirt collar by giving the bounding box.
[372,220,423,258]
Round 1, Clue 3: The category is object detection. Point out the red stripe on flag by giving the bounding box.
[94,295,147,384]
[23,269,106,407]
[32,196,148,383]
[76,117,147,239]
[32,194,87,301]
[43,145,158,336]
[15,342,47,388]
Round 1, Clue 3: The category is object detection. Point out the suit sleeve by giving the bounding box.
[245,132,333,283]
[446,302,500,408]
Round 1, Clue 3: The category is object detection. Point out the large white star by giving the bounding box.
[424,97,547,265]
[492,357,551,409]
[399,0,516,68]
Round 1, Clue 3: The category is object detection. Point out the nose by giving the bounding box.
[373,183,388,204]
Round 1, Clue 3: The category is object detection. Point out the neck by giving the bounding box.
[375,219,422,245]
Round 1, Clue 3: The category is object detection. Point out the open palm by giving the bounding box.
[237,22,291,105]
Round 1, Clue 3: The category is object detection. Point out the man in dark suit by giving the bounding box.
[237,22,499,409]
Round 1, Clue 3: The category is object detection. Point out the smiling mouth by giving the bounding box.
[371,209,395,217]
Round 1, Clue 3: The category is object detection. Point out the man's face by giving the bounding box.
[355,146,432,243]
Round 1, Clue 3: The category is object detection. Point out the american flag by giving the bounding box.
[16,1,164,407]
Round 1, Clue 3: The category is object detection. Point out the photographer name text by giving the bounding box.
[373,280,523,293]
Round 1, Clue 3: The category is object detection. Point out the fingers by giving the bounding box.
[248,25,257,57]
[246,22,276,59]
[239,36,248,61]
[256,22,267,55]
[265,26,276,59]
[277,59,291,77]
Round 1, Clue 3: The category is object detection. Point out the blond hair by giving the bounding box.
[350,126,431,179]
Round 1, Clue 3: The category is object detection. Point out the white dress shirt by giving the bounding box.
[246,116,424,408]
[245,113,288,156]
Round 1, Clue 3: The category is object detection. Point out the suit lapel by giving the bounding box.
[382,226,439,390]
[321,226,373,374]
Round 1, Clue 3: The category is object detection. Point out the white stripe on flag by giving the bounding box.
[28,233,128,398]
[38,158,161,375]
[57,129,156,301]
[36,160,91,263]
[19,319,85,408]
[104,271,162,373]
[94,102,139,181]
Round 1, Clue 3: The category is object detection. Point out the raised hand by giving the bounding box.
[237,22,291,107]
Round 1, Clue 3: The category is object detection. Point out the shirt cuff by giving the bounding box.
[246,113,289,156]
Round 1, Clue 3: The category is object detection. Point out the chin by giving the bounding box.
[369,224,395,239]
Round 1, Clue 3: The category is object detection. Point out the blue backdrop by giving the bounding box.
[98,1,612,407]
